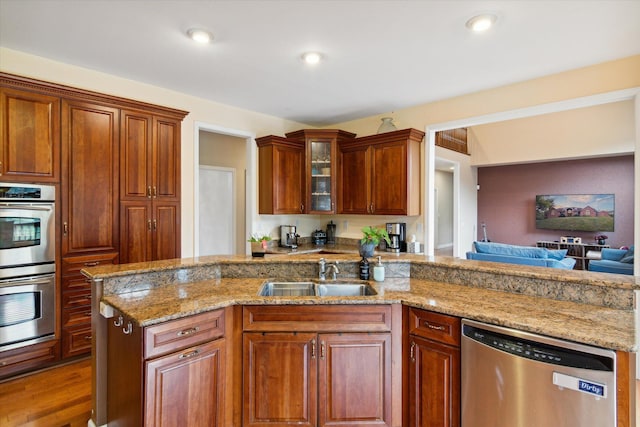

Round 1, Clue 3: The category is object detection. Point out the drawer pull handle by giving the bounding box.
[320,341,325,360]
[177,327,199,337]
[311,339,316,359]
[179,349,200,359]
[123,322,133,335]
[84,335,92,341]
[425,322,446,331]
[84,261,100,267]
[114,316,123,327]
[410,341,416,363]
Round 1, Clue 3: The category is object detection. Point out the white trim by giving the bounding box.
[424,87,640,259]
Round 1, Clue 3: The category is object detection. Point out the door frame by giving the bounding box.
[193,122,256,256]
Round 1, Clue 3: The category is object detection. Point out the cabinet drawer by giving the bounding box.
[62,305,92,327]
[62,324,92,358]
[62,274,91,292]
[0,339,58,379]
[408,308,460,347]
[62,288,91,308]
[243,304,392,332]
[62,252,119,277]
[144,309,225,359]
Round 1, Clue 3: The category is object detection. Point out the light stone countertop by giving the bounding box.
[85,253,640,352]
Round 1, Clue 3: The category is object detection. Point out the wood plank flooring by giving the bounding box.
[0,358,91,427]
[0,357,637,426]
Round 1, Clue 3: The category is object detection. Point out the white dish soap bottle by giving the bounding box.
[373,256,385,282]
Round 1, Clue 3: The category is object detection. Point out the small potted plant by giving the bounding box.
[360,226,391,257]
[248,233,272,257]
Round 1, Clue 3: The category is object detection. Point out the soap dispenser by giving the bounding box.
[373,256,385,282]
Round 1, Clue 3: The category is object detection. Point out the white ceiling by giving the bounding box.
[1,0,639,126]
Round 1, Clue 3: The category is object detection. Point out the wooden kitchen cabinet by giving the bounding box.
[286,129,356,214]
[0,86,60,182]
[242,305,395,427]
[256,135,305,214]
[407,308,461,427]
[61,252,118,358]
[107,308,226,427]
[119,111,181,263]
[338,128,424,215]
[61,99,120,256]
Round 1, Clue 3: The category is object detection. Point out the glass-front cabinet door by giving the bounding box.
[310,140,333,213]
[285,129,356,215]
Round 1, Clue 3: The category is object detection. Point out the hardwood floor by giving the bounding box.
[0,357,637,426]
[0,358,91,427]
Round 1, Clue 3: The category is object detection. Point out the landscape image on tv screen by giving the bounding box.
[535,194,614,232]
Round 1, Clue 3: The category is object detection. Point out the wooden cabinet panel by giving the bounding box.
[243,332,317,427]
[256,136,305,214]
[62,324,92,358]
[337,144,370,214]
[0,87,60,182]
[319,333,391,426]
[0,338,59,379]
[61,100,119,256]
[409,336,460,427]
[145,339,225,427]
[338,128,423,215]
[120,110,152,199]
[153,202,180,261]
[408,308,461,427]
[153,116,180,201]
[120,201,153,264]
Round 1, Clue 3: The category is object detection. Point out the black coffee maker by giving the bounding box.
[386,222,406,252]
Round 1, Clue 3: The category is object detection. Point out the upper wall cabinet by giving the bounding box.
[338,128,424,216]
[0,87,61,182]
[256,135,305,214]
[286,129,356,215]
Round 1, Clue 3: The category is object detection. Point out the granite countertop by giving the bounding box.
[88,254,640,352]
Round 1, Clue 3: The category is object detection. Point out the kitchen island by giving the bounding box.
[83,254,639,426]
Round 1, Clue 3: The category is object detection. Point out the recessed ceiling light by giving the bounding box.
[187,28,213,44]
[301,52,323,65]
[465,14,497,32]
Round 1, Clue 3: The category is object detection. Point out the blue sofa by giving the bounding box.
[466,241,576,269]
[588,246,634,275]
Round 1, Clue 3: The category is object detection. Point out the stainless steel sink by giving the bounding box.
[316,283,377,297]
[258,280,377,297]
[258,281,316,296]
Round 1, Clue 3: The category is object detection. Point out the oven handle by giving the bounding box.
[0,204,53,211]
[0,273,55,287]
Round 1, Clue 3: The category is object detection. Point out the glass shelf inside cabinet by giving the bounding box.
[310,141,333,212]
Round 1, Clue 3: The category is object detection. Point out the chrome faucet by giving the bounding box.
[318,258,340,280]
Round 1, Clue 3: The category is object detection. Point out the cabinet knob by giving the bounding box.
[63,222,68,235]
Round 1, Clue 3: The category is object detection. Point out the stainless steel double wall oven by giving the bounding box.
[0,183,56,351]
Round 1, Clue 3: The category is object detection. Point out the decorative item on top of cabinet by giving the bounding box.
[285,129,356,214]
[256,135,305,214]
[407,307,461,427]
[338,128,424,215]
[0,86,61,183]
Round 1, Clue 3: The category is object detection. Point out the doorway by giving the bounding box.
[195,124,255,256]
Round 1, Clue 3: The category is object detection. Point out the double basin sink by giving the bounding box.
[259,280,377,297]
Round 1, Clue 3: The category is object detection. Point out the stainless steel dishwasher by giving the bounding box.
[461,319,616,427]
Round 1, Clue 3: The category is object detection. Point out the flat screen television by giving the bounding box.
[535,194,614,232]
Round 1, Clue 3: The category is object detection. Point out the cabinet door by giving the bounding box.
[243,332,317,427]
[120,201,153,264]
[337,144,370,214]
[61,100,119,256]
[307,139,336,214]
[370,140,407,215]
[152,116,180,201]
[145,339,226,427]
[409,336,460,427]
[152,201,180,261]
[0,88,60,182]
[120,109,153,200]
[273,144,304,214]
[318,333,392,427]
